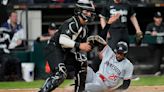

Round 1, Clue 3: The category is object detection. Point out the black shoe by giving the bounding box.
[38,88,43,92]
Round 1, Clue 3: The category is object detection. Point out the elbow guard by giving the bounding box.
[118,79,131,90]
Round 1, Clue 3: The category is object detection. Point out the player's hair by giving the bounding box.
[8,10,17,17]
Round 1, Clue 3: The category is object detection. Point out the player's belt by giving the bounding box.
[99,74,106,82]
[99,74,114,89]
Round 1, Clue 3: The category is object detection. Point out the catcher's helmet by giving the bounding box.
[114,41,128,54]
[75,0,95,22]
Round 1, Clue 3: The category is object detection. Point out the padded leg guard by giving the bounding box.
[38,63,67,92]
[75,61,87,92]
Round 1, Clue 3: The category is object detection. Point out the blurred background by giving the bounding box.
[0,0,164,82]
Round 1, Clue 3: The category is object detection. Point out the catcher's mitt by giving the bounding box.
[87,35,107,49]
[135,31,143,46]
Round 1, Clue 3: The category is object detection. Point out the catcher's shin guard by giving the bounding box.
[38,63,67,92]
[75,60,87,92]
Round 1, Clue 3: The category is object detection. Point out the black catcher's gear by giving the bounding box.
[70,51,88,92]
[74,54,88,92]
[75,0,95,22]
[87,35,107,48]
[38,63,67,92]
[39,12,91,91]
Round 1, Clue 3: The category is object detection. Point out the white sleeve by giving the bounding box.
[12,29,26,40]
[8,31,21,49]
[59,34,76,48]
[123,62,134,80]
[100,45,114,58]
[18,29,26,39]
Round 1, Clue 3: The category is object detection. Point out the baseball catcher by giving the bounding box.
[38,0,95,92]
[38,0,121,91]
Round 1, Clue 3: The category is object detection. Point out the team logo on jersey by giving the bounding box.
[108,74,118,81]
[106,63,121,76]
[110,9,128,15]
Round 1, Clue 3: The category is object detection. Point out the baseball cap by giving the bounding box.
[49,22,57,30]
[154,11,162,18]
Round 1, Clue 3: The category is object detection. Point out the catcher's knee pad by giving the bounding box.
[39,63,67,92]
[73,52,88,92]
[74,52,87,62]
[75,61,87,92]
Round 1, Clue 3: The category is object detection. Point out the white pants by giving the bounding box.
[85,67,108,92]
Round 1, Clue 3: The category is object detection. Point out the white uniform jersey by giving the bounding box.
[97,45,134,88]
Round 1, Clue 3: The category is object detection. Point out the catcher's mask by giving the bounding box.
[114,41,128,54]
[74,0,96,22]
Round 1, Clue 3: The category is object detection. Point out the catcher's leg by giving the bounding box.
[38,44,66,92]
[75,57,87,92]
[38,63,67,92]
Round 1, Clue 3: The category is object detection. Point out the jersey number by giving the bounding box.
[121,16,127,23]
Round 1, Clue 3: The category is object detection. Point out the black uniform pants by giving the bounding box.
[44,44,81,73]
[0,54,21,81]
[149,44,164,73]
[45,44,87,74]
[45,43,87,92]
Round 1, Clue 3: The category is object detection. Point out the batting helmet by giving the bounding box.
[74,0,95,22]
[114,41,128,54]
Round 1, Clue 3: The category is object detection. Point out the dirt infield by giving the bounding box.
[128,86,164,92]
[0,86,164,92]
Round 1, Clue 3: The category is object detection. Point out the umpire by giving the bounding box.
[38,0,95,92]
[99,0,143,50]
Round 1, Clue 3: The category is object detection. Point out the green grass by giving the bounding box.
[0,79,73,89]
[0,76,164,89]
[131,75,164,86]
